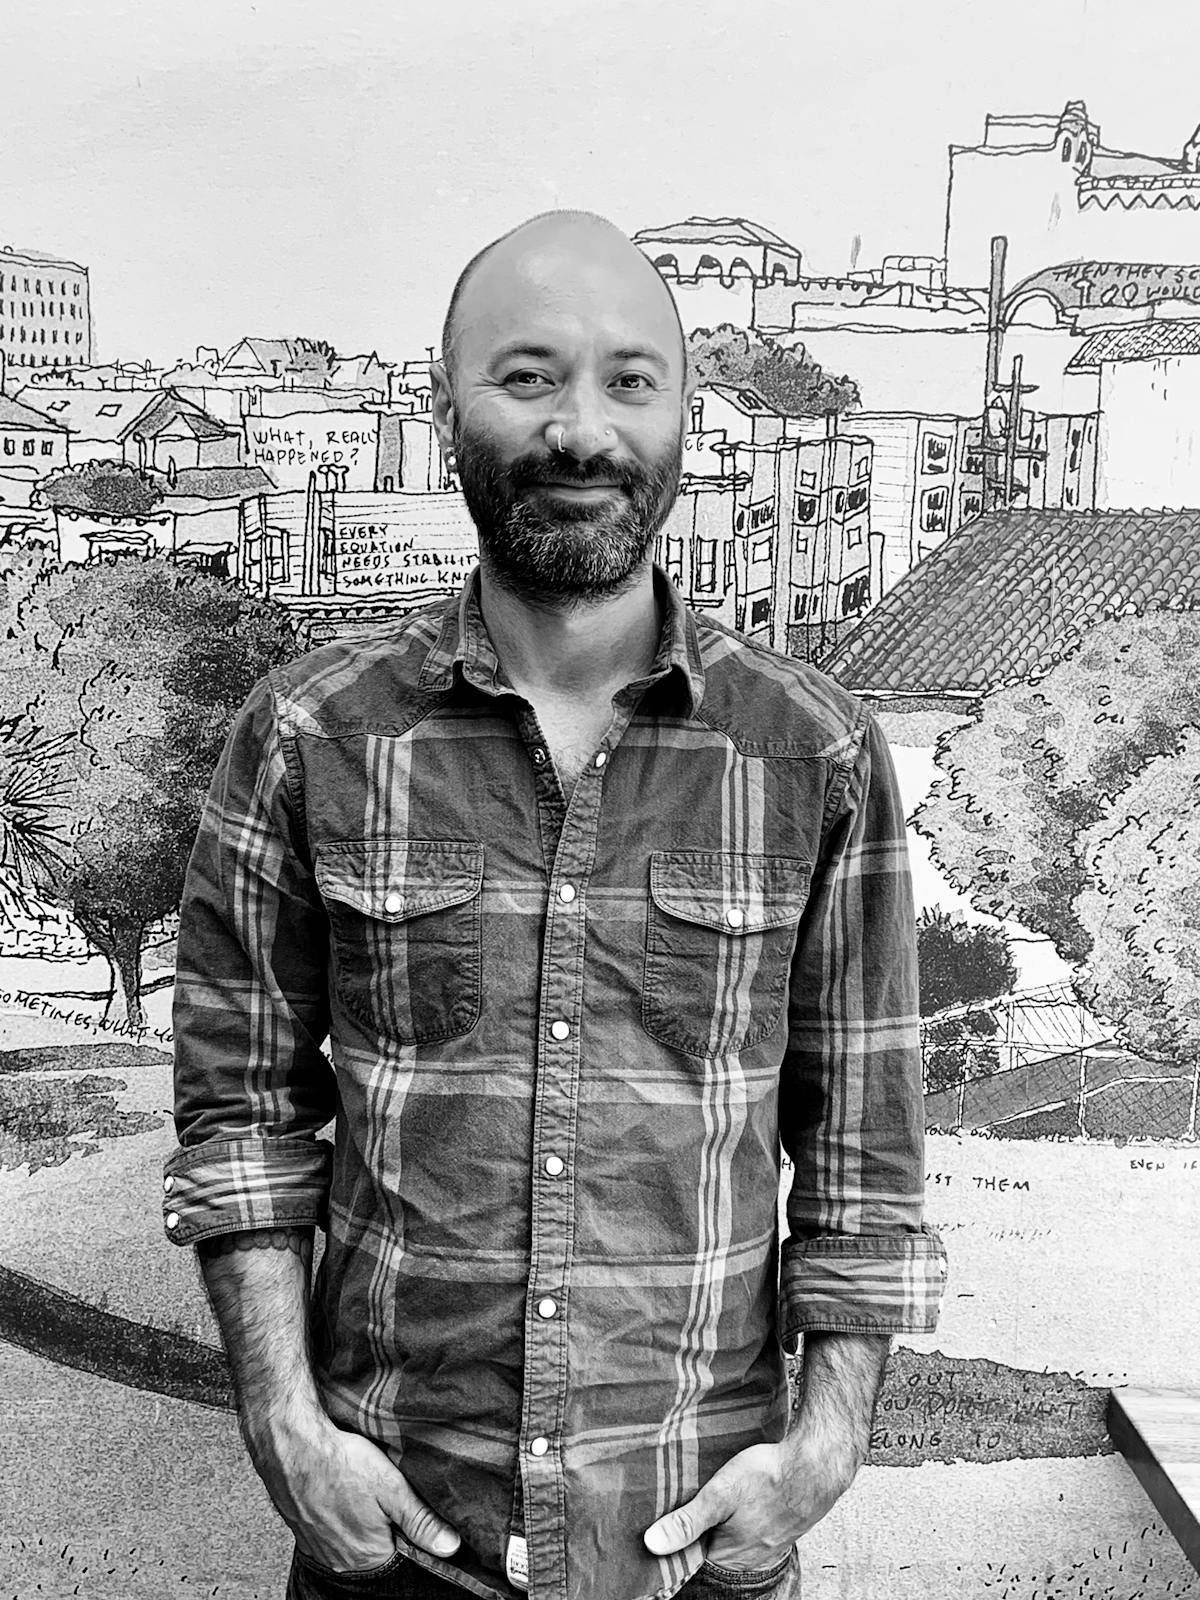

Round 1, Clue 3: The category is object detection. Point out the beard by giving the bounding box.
[453,423,682,603]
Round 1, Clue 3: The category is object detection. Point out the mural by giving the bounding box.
[2,10,1199,1598]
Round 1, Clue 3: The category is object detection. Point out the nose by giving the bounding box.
[547,396,615,462]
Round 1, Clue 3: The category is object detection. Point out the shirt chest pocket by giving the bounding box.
[314,839,484,1044]
[641,851,811,1057]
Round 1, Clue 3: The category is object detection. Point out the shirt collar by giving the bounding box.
[418,563,705,716]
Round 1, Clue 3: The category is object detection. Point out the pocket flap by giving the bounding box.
[315,838,484,922]
[649,851,810,934]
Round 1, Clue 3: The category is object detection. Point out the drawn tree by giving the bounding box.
[0,719,71,917]
[917,906,1017,1016]
[687,324,860,418]
[33,460,164,518]
[289,337,338,383]
[915,611,1200,1130]
[0,554,298,1028]
[1074,730,1200,1137]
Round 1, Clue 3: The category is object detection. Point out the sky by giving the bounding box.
[5,0,1200,365]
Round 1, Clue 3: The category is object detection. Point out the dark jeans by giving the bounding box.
[286,1543,801,1600]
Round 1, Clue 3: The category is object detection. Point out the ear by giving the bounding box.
[430,361,455,453]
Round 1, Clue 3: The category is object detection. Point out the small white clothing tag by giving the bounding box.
[505,1532,530,1590]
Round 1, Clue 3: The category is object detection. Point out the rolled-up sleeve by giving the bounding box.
[163,672,335,1246]
[778,709,946,1349]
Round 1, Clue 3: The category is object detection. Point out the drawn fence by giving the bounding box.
[922,982,1200,1142]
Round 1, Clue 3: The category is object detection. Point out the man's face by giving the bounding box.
[439,226,689,602]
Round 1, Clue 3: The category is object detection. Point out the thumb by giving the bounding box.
[377,1461,461,1558]
[644,1475,736,1558]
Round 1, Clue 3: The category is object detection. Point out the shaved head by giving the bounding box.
[440,209,686,384]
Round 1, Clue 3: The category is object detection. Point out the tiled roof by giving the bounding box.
[1068,320,1200,370]
[0,395,66,431]
[12,387,146,434]
[823,509,1200,696]
[164,467,274,502]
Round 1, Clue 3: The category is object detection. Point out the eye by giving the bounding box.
[504,370,553,389]
[612,372,655,391]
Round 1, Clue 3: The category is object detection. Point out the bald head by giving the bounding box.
[440,210,686,386]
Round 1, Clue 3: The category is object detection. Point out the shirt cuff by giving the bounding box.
[778,1227,948,1352]
[161,1136,333,1245]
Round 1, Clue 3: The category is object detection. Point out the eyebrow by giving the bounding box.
[487,341,673,375]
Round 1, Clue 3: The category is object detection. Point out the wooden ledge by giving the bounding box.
[1107,1387,1200,1573]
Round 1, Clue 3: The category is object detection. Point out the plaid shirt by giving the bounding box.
[166,567,945,1600]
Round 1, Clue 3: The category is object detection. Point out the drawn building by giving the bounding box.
[15,387,150,467]
[0,394,69,503]
[119,390,242,475]
[633,216,803,333]
[947,101,1200,291]
[661,385,877,660]
[0,244,92,372]
[1066,320,1200,509]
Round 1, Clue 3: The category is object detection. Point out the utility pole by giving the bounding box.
[982,236,1046,510]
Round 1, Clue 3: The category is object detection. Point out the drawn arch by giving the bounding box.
[696,253,724,275]
[1004,288,1066,328]
[652,253,680,276]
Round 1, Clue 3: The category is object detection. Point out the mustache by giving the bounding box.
[500,450,647,491]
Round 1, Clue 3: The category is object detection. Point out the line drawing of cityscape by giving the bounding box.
[3,92,1200,1600]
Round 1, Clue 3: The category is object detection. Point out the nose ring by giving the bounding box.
[553,425,566,454]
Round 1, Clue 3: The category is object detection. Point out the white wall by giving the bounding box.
[1097,355,1200,509]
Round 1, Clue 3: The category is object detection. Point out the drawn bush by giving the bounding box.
[33,459,165,518]
[917,905,1018,1015]
[0,552,299,1029]
[687,323,860,418]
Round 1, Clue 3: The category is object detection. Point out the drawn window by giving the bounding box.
[1068,427,1082,473]
[664,534,685,585]
[841,574,871,616]
[833,489,845,515]
[3,439,13,455]
[846,520,864,547]
[962,432,984,475]
[795,531,810,556]
[97,403,121,418]
[794,592,809,619]
[798,468,817,489]
[267,527,290,586]
[847,485,868,512]
[41,441,54,456]
[960,490,983,523]
[922,434,951,474]
[751,536,772,563]
[920,485,949,533]
[735,508,746,533]
[794,493,818,524]
[46,399,68,411]
[22,439,34,456]
[855,456,870,481]
[695,538,718,593]
[750,596,771,627]
[1061,137,1072,162]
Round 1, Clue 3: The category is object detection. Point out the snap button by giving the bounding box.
[532,748,547,766]
[165,1212,180,1230]
[725,906,745,929]
[529,1436,550,1457]
[384,891,404,915]
[543,1155,565,1177]
[550,1020,571,1042]
[558,883,576,903]
[594,750,608,767]
[163,1175,175,1194]
[536,1297,558,1319]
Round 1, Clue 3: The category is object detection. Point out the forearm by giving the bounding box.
[789,1331,891,1470]
[197,1226,324,1450]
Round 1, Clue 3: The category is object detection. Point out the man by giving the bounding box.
[165,210,946,1600]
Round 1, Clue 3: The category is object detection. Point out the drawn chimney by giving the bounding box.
[1184,124,1200,173]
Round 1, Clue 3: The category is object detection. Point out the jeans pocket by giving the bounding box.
[316,837,484,1043]
[693,1543,800,1597]
[289,1546,409,1598]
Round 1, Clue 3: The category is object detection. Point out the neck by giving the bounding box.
[478,559,662,698]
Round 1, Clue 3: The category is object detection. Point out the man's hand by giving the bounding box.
[246,1403,461,1572]
[195,1228,459,1572]
[643,1332,889,1570]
